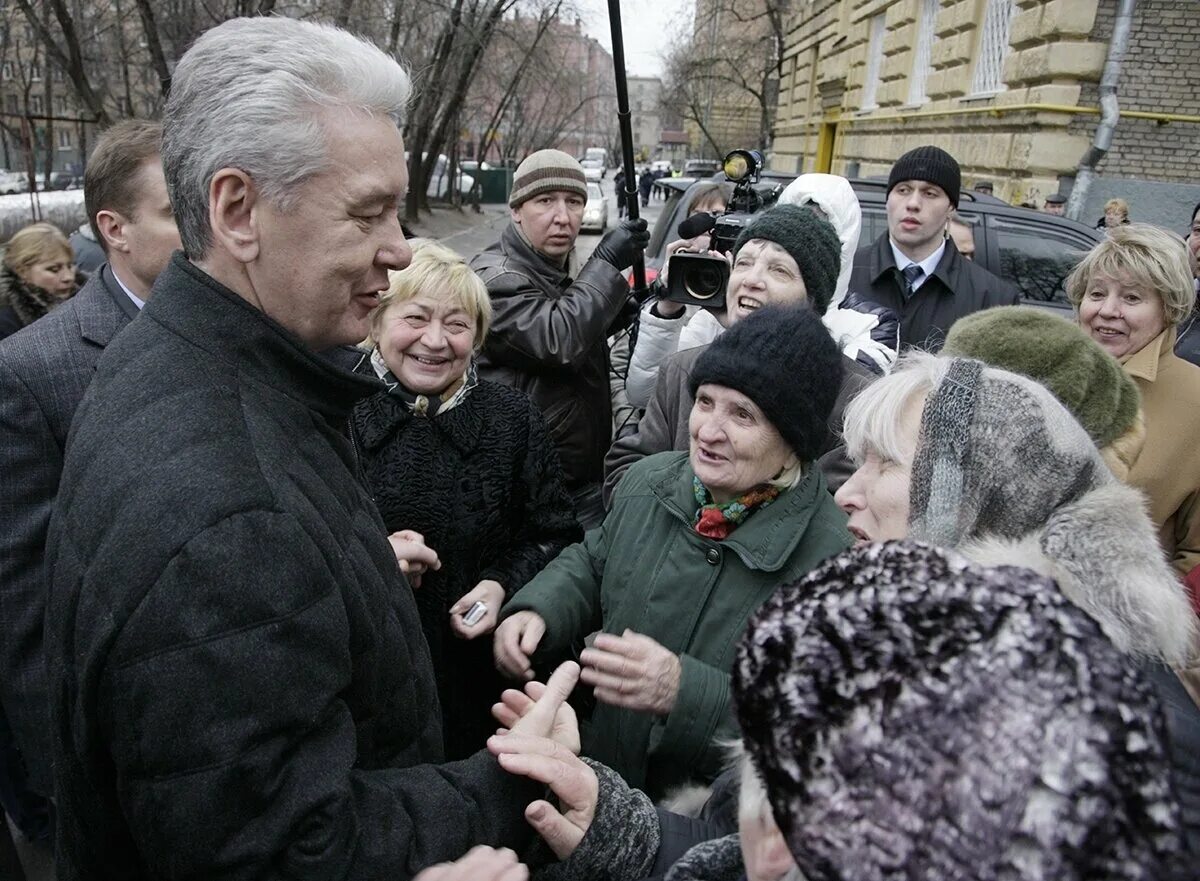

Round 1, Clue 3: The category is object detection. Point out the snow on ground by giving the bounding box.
[0,189,86,242]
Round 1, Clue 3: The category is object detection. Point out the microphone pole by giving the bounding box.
[606,0,648,299]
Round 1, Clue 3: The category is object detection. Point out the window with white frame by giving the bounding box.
[971,0,1016,95]
[30,95,42,114]
[58,128,71,149]
[1,61,14,79]
[29,61,41,81]
[861,13,886,110]
[907,0,939,104]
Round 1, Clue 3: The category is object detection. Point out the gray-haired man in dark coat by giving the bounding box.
[44,16,574,881]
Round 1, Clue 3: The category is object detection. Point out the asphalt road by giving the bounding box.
[440,176,667,264]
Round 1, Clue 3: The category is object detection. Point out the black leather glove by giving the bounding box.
[591,217,650,270]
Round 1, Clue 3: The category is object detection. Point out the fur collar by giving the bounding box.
[959,482,1197,667]
[0,263,61,327]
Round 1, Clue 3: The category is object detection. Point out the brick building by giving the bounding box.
[772,0,1200,229]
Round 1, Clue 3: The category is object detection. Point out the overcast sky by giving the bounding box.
[576,0,693,78]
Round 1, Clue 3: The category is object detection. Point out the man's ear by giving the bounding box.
[95,210,129,254]
[510,206,522,225]
[747,820,797,881]
[208,167,261,264]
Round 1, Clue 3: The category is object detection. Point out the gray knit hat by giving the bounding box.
[941,306,1141,448]
[731,204,842,315]
[909,357,1111,547]
[508,149,588,208]
[734,541,1185,881]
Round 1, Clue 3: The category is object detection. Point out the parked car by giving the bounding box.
[407,152,475,199]
[581,159,605,182]
[581,181,609,233]
[645,175,1103,313]
[682,158,721,178]
[0,172,29,195]
[650,160,673,175]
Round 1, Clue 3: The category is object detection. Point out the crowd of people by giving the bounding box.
[0,14,1198,881]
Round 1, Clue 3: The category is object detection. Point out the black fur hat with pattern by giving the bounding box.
[733,541,1186,881]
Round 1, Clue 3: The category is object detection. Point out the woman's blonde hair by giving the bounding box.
[368,239,492,351]
[1104,197,1129,221]
[1065,223,1194,327]
[3,222,72,276]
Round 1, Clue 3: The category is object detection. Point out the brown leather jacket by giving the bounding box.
[471,224,630,488]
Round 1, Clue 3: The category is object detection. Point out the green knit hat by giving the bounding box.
[941,306,1140,448]
[732,204,841,315]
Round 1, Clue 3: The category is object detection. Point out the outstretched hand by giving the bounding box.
[492,673,580,754]
[488,733,598,861]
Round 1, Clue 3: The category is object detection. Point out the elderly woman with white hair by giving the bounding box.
[833,351,1199,850]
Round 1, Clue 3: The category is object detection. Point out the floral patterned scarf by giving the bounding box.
[692,476,780,540]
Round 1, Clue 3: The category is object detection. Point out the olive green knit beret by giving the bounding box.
[942,306,1140,448]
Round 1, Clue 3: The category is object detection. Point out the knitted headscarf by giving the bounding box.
[734,541,1185,881]
[941,306,1140,448]
[908,357,1110,547]
[731,204,841,315]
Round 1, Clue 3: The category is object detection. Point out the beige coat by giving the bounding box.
[1124,326,1200,579]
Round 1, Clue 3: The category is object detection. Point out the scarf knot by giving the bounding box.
[692,476,779,540]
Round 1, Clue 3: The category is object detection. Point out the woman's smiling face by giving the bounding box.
[376,291,476,395]
[726,239,807,325]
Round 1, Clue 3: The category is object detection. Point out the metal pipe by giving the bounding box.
[606,0,647,297]
[1067,0,1137,221]
[788,103,1200,128]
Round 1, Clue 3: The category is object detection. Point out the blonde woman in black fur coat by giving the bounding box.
[0,222,81,340]
[352,240,581,760]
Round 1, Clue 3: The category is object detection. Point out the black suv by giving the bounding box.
[646,175,1102,314]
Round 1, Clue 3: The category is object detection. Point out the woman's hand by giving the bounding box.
[449,580,504,638]
[494,611,546,680]
[579,629,681,716]
[488,732,598,861]
[387,529,440,588]
[413,846,527,881]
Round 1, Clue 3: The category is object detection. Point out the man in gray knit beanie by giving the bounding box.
[471,150,650,526]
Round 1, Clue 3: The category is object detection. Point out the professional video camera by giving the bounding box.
[665,149,768,309]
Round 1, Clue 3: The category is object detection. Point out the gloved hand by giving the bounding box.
[591,217,650,270]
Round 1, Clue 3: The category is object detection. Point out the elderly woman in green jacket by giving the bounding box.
[495,305,853,798]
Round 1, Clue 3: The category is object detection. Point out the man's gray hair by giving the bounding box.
[163,16,411,258]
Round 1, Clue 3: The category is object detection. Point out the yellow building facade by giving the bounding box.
[772,0,1200,220]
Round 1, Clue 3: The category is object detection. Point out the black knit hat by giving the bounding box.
[731,204,841,315]
[687,304,842,462]
[888,145,962,207]
[734,541,1185,881]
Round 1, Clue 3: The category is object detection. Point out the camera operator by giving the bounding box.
[625,182,731,408]
[471,149,649,528]
[603,204,876,508]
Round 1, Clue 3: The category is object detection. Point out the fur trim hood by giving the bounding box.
[0,262,62,328]
[959,481,1197,667]
[779,173,861,309]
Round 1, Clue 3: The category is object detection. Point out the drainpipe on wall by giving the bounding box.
[1066,0,1137,222]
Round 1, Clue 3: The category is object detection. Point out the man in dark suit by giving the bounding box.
[0,119,180,831]
[849,146,1019,351]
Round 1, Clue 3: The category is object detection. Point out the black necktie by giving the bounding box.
[901,264,925,299]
